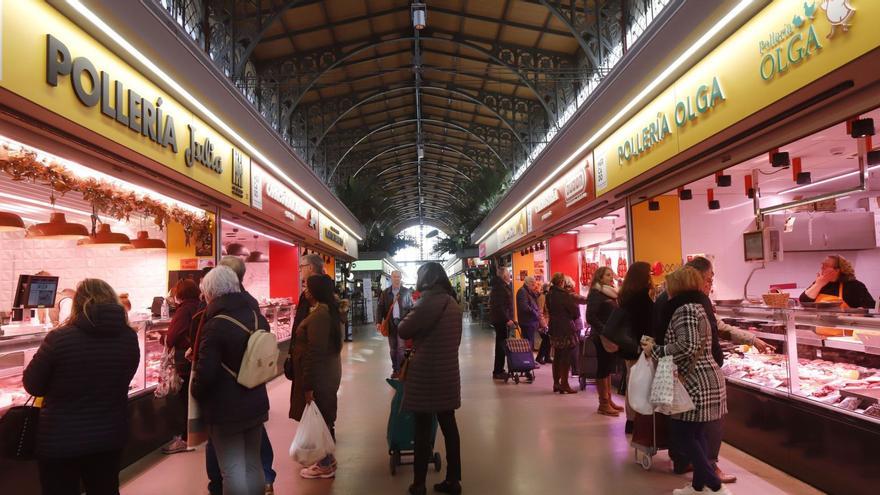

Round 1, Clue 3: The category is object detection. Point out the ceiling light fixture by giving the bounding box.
[648,200,660,211]
[221,219,296,247]
[226,243,250,257]
[27,212,89,239]
[65,1,362,241]
[582,222,597,228]
[678,187,693,200]
[474,0,756,244]
[849,118,875,138]
[778,164,880,195]
[411,2,427,30]
[602,214,619,220]
[121,230,166,251]
[0,211,25,232]
[77,223,132,248]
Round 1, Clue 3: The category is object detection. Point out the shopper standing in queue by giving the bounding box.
[616,262,655,433]
[398,262,463,495]
[192,266,271,495]
[642,267,730,495]
[162,279,202,455]
[515,275,542,356]
[289,275,343,479]
[199,256,277,494]
[23,279,139,495]
[376,270,415,379]
[546,273,582,394]
[293,254,328,332]
[653,256,768,483]
[489,266,514,380]
[535,283,553,364]
[586,266,624,416]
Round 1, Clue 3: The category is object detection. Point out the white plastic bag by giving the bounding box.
[154,348,182,399]
[289,402,336,466]
[627,353,655,415]
[651,355,695,415]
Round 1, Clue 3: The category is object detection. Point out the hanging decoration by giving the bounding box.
[0,145,212,245]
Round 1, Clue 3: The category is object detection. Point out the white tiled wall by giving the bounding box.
[0,231,167,313]
[235,237,270,302]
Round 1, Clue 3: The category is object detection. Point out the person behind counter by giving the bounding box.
[23,278,140,495]
[799,254,875,309]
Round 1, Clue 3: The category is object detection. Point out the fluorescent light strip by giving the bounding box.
[476,0,755,244]
[65,1,362,241]
[221,219,296,247]
[777,165,880,195]
[0,191,94,217]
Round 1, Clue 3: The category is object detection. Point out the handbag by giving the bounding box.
[601,307,638,357]
[154,347,183,399]
[378,292,400,337]
[399,297,451,382]
[0,396,39,460]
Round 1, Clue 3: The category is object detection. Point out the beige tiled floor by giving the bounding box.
[120,317,823,495]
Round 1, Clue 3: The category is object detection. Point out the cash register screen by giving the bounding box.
[13,275,60,308]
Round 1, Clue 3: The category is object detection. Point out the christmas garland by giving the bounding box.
[0,144,212,245]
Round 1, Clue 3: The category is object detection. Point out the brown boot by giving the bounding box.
[607,378,625,412]
[596,377,620,416]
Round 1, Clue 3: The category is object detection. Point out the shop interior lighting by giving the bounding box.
[221,219,296,247]
[65,1,362,241]
[77,223,132,248]
[411,2,427,30]
[0,211,25,231]
[770,151,791,168]
[475,0,756,244]
[796,172,812,185]
[582,222,597,228]
[715,171,732,187]
[27,212,89,239]
[601,214,619,220]
[678,187,693,200]
[648,200,660,211]
[778,164,880,195]
[121,230,166,251]
[566,230,579,234]
[867,149,880,166]
[849,118,875,138]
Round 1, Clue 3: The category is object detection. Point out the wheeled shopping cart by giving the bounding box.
[385,378,441,475]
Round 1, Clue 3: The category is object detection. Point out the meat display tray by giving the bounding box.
[839,388,880,406]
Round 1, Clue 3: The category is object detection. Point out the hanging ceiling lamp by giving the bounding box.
[27,212,89,239]
[0,211,25,232]
[226,242,250,257]
[121,231,166,251]
[246,235,268,263]
[78,223,132,248]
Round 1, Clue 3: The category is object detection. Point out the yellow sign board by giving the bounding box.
[595,0,880,196]
[0,0,251,204]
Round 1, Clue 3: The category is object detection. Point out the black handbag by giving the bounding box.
[601,308,639,358]
[0,396,39,460]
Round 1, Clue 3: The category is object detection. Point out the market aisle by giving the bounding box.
[120,317,820,495]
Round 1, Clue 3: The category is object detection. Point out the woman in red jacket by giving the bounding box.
[162,279,202,454]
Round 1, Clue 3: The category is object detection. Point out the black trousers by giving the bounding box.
[669,420,721,492]
[592,337,614,379]
[492,321,507,374]
[413,411,461,486]
[536,332,552,362]
[38,449,122,495]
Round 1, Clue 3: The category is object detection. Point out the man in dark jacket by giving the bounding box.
[23,280,139,495]
[489,266,514,379]
[376,270,415,378]
[294,253,327,332]
[193,266,271,495]
[516,276,542,352]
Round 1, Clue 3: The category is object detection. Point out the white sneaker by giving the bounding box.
[673,485,703,495]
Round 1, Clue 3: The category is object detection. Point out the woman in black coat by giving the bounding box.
[617,262,654,431]
[546,273,582,394]
[192,266,270,495]
[586,266,623,416]
[398,262,463,495]
[23,279,140,495]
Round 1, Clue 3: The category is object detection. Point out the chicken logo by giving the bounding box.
[820,0,855,38]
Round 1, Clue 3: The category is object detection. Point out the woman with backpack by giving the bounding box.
[192,266,271,495]
[162,279,201,454]
[289,275,343,480]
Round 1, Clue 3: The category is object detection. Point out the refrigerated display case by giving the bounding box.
[714,303,880,495]
[260,298,294,343]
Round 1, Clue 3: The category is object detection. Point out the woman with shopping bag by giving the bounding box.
[288,275,343,480]
[642,267,730,495]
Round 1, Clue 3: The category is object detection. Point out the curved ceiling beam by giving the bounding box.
[351,143,487,178]
[393,218,456,237]
[233,0,309,78]
[536,0,600,68]
[312,86,524,149]
[382,175,469,198]
[287,36,554,119]
[329,118,508,179]
[377,161,473,182]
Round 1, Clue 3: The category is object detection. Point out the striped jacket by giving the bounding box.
[654,302,727,422]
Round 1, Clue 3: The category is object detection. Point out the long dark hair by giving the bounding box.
[307,275,342,352]
[619,261,652,305]
[416,262,455,297]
